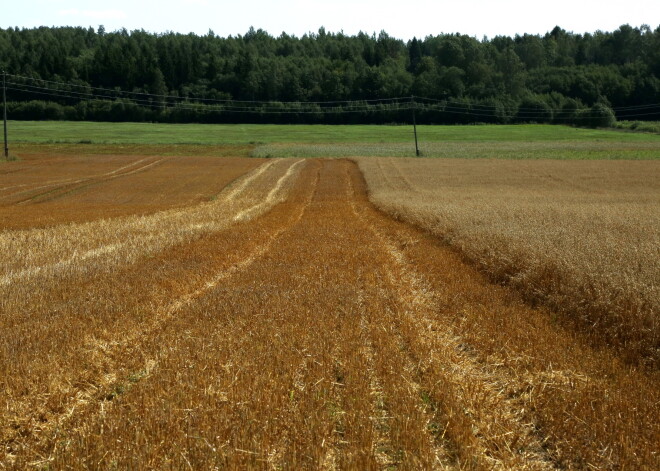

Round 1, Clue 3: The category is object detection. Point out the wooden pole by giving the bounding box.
[411,96,420,157]
[3,71,8,159]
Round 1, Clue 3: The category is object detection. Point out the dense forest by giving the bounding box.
[1,24,659,125]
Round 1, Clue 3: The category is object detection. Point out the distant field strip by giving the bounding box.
[9,122,660,146]
[0,158,303,286]
[252,140,660,159]
[357,157,660,365]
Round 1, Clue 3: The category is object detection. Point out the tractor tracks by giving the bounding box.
[1,160,319,465]
[346,162,557,470]
[0,159,303,287]
[1,156,167,203]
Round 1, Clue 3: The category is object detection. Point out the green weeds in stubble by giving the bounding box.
[250,141,660,159]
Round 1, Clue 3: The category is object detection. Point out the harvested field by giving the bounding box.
[357,158,660,367]
[1,156,658,469]
[0,153,262,229]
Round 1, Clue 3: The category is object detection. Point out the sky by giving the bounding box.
[3,0,659,40]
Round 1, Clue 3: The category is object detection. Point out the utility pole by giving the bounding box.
[411,95,420,157]
[3,70,7,159]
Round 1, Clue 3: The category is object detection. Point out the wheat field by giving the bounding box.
[0,152,658,469]
[357,157,660,367]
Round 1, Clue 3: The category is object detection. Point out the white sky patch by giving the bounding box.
[58,9,127,21]
[5,0,660,39]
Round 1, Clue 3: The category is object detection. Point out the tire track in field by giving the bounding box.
[357,291,454,470]
[373,157,414,194]
[345,165,556,470]
[0,242,123,287]
[366,285,462,469]
[340,165,454,470]
[356,306,399,469]
[2,161,319,464]
[14,157,169,205]
[233,159,305,221]
[221,159,277,200]
[0,159,301,287]
[375,158,396,191]
[390,158,415,192]
[0,156,158,195]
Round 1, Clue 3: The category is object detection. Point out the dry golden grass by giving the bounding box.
[357,157,660,366]
[1,157,658,469]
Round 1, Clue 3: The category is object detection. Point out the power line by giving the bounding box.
[5,85,417,115]
[6,80,410,109]
[415,96,660,112]
[3,75,659,120]
[9,83,659,120]
[3,74,657,159]
[10,73,660,113]
[6,73,410,106]
[5,81,416,113]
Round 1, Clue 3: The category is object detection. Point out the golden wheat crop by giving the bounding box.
[357,157,660,366]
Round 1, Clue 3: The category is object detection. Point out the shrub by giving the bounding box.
[585,103,616,128]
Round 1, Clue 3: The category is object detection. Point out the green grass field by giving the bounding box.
[6,121,660,159]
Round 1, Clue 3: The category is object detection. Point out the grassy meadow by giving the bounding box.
[6,121,660,159]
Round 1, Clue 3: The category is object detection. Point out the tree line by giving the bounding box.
[1,24,659,125]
